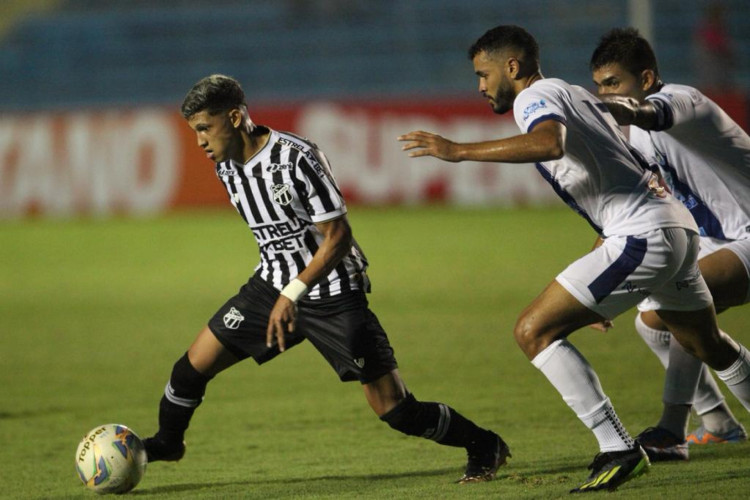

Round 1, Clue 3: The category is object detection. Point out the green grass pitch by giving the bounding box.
[1,206,748,499]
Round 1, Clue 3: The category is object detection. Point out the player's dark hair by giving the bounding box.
[589,27,660,78]
[181,74,246,119]
[468,25,539,66]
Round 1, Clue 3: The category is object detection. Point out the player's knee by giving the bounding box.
[638,310,667,331]
[513,312,546,358]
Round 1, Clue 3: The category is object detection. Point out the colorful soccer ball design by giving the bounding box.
[75,424,147,494]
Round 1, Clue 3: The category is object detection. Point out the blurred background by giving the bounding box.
[1,0,748,217]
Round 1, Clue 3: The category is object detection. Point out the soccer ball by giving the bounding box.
[75,424,147,494]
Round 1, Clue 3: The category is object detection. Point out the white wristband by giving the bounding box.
[280,278,308,303]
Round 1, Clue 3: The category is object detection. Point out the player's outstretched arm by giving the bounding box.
[398,120,566,164]
[599,94,659,130]
[266,216,353,351]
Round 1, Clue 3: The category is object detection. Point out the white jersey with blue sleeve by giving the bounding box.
[629,83,750,241]
[513,78,696,238]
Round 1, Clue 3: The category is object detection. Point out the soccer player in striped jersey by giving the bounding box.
[399,25,750,493]
[590,27,750,461]
[143,74,509,484]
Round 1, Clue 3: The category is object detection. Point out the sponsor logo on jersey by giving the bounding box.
[223,307,245,329]
[217,163,238,177]
[253,220,309,252]
[271,184,293,206]
[523,99,547,120]
[266,162,294,173]
[354,358,365,368]
[278,137,326,177]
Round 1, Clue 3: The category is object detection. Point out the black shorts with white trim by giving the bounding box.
[208,274,398,383]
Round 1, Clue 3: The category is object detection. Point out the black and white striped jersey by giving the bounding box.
[215,127,370,299]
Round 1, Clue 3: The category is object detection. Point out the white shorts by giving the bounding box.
[699,236,750,304]
[556,227,713,320]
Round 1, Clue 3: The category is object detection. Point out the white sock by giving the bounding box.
[581,399,636,452]
[664,336,702,405]
[716,344,750,411]
[692,330,739,420]
[532,339,634,452]
[699,402,741,434]
[693,365,728,416]
[635,312,670,368]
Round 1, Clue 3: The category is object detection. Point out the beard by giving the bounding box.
[490,80,516,115]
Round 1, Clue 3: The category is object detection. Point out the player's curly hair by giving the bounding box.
[468,25,539,65]
[589,28,660,79]
[181,74,246,119]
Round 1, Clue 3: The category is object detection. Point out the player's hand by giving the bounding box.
[398,130,460,162]
[589,319,614,332]
[598,95,639,125]
[266,296,297,352]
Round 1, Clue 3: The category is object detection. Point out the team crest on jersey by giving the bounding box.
[271,184,293,206]
[223,307,245,330]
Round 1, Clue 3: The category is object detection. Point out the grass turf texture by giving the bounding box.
[1,206,748,499]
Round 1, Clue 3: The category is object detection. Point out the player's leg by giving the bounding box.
[686,247,749,443]
[700,247,750,309]
[637,246,748,449]
[523,234,665,492]
[366,369,509,483]
[517,280,649,493]
[516,280,639,453]
[146,277,301,462]
[145,326,240,461]
[635,230,750,459]
[657,305,750,411]
[300,296,508,483]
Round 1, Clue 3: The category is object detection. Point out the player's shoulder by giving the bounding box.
[276,130,319,153]
[521,78,563,97]
[648,83,705,105]
[519,78,583,106]
[516,78,584,119]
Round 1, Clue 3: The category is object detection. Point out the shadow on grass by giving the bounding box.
[131,467,458,495]
[132,443,750,496]
[133,451,600,496]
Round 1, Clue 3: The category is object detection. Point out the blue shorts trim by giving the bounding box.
[587,236,648,304]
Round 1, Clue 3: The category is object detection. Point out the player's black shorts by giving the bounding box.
[207,274,398,383]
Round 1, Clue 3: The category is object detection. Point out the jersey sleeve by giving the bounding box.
[293,147,347,223]
[645,86,703,131]
[513,83,567,133]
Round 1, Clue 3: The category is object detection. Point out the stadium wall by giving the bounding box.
[0,98,562,218]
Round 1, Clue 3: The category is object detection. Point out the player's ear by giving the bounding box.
[507,57,520,79]
[640,69,657,92]
[228,108,243,129]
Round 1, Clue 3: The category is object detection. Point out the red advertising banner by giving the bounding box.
[1,110,183,217]
[0,98,562,218]
[4,92,745,218]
